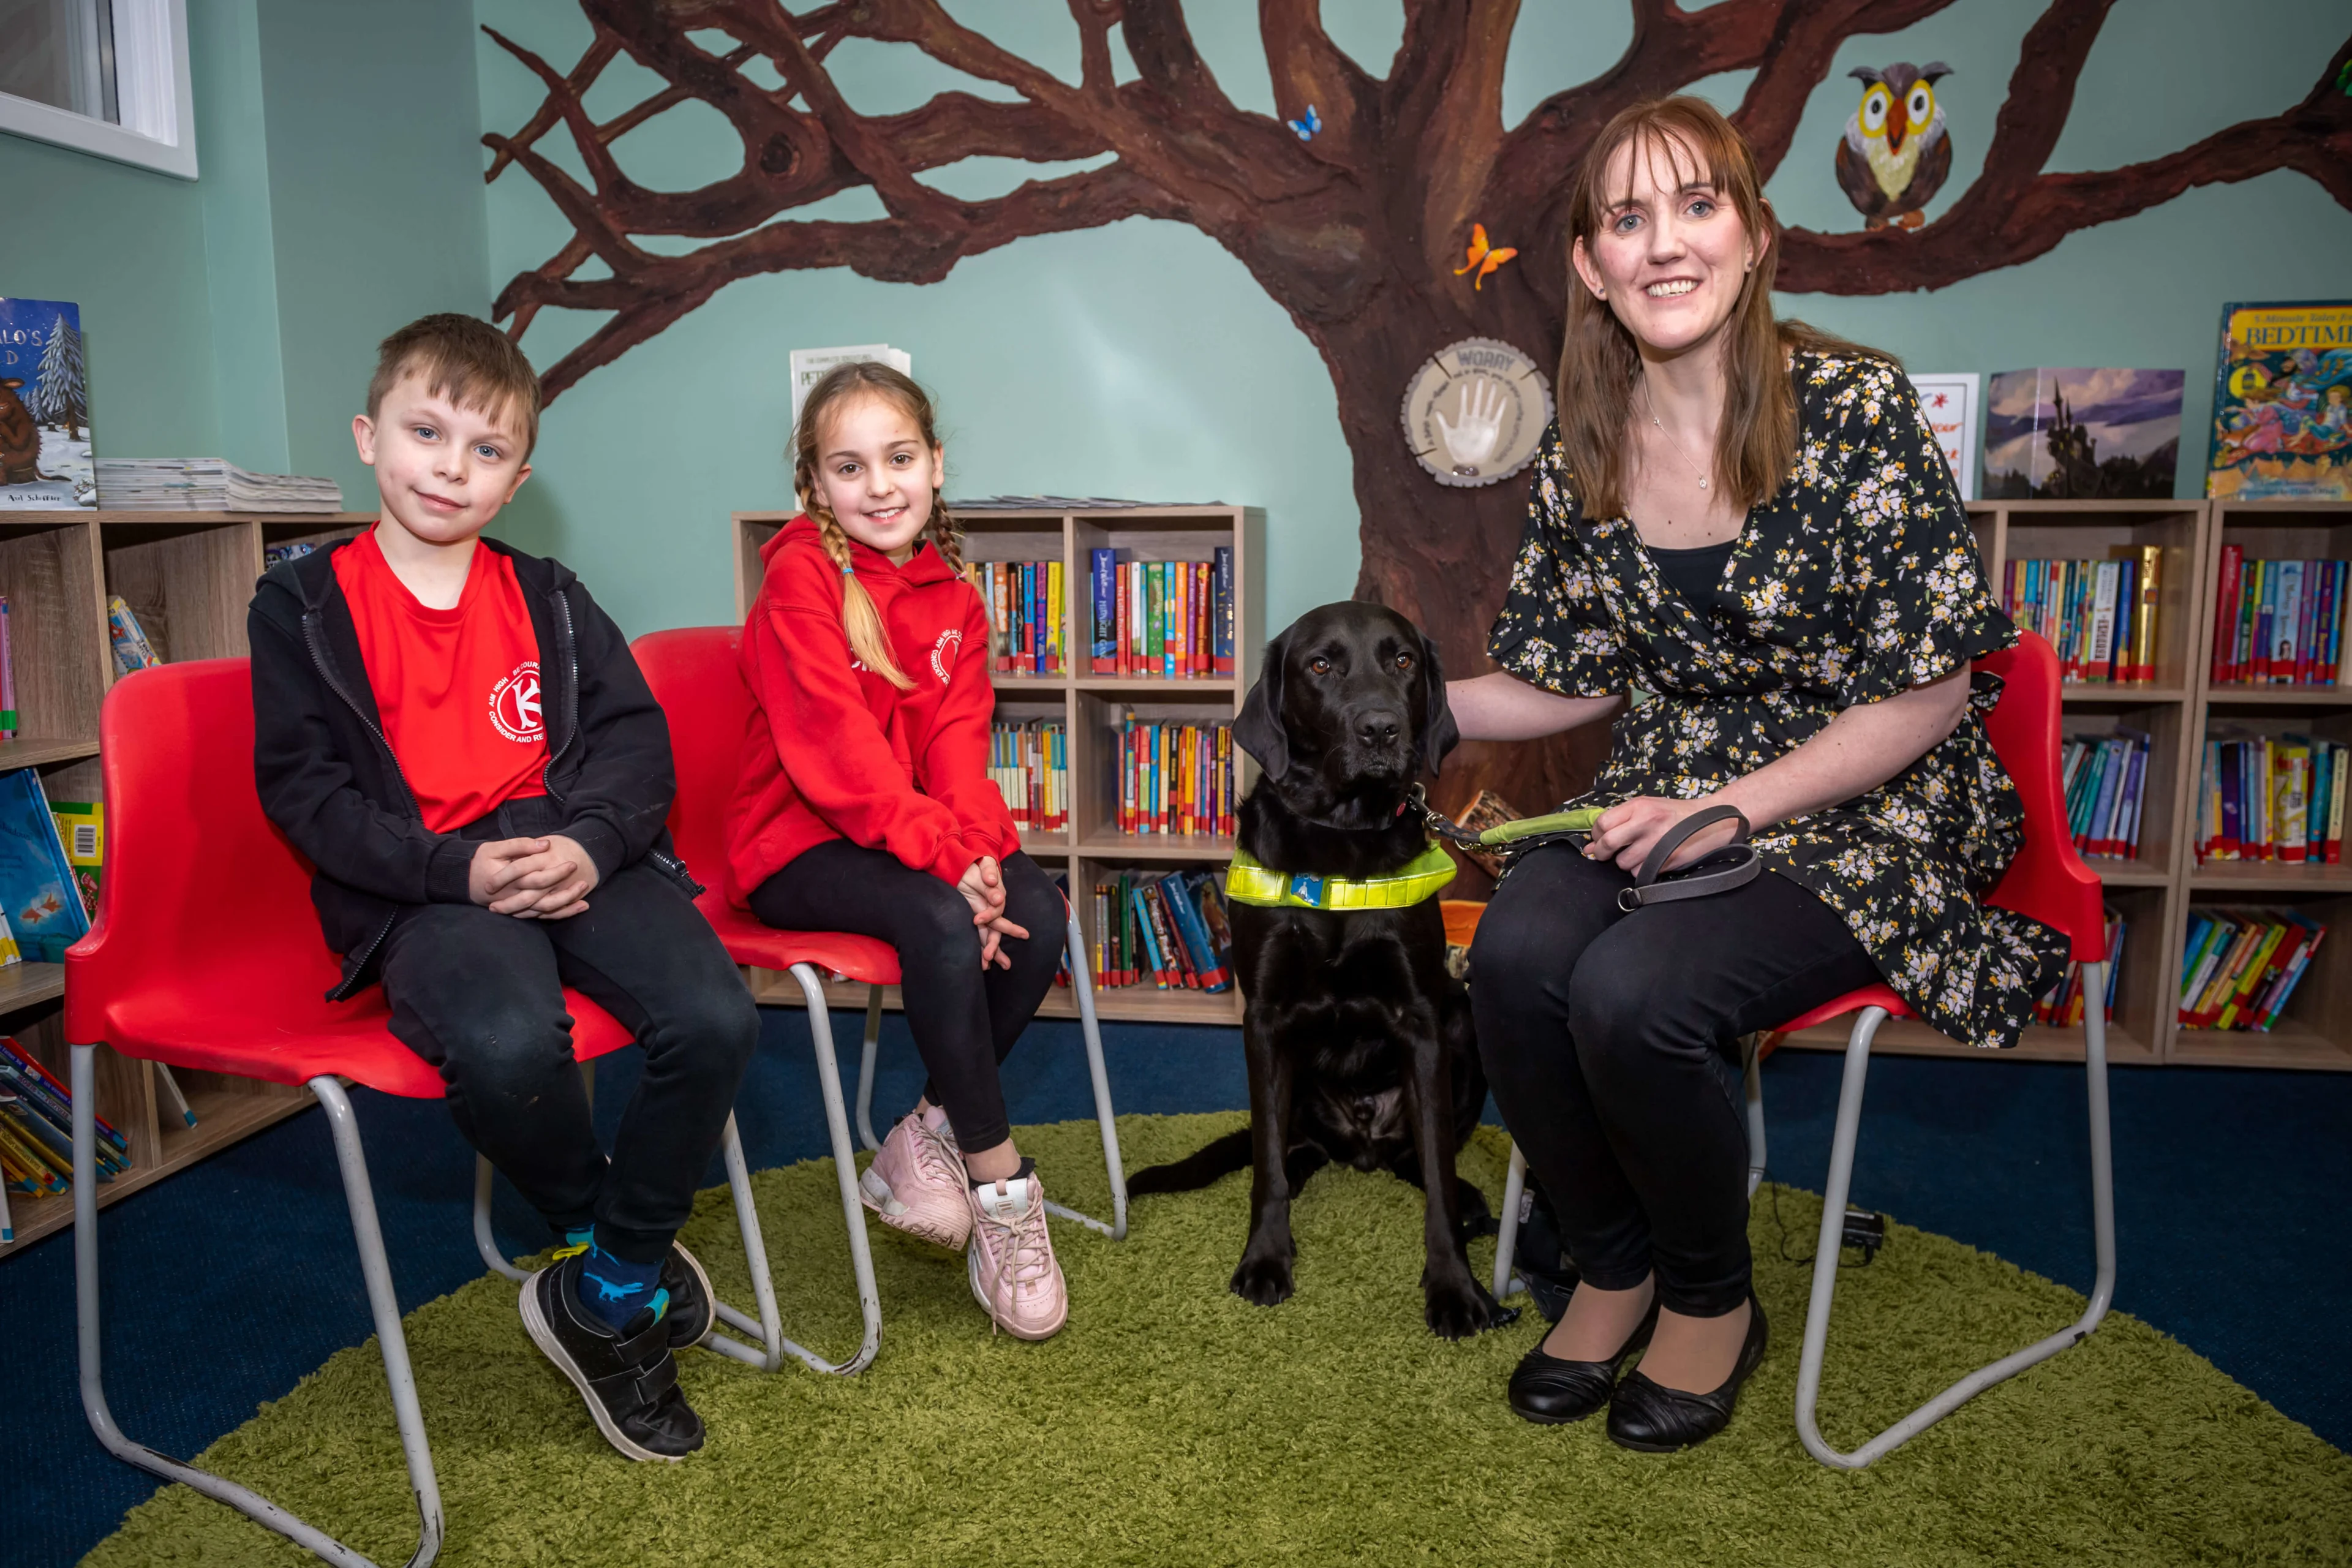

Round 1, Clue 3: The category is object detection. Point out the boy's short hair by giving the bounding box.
[366,314,542,458]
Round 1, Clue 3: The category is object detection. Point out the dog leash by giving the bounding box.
[1407,785,1761,909]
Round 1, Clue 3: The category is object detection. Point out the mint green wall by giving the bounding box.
[0,0,489,508]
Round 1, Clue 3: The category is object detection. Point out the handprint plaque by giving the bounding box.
[1400,337,1552,488]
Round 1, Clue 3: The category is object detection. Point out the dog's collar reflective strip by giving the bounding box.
[1224,843,1457,911]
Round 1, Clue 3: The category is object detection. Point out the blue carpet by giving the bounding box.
[0,1012,2343,1568]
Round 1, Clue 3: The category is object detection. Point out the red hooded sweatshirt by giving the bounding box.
[725,515,1017,904]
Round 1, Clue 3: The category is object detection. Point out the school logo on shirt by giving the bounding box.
[930,628,960,685]
[489,660,544,743]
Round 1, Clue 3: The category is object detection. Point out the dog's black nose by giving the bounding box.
[1355,710,1403,745]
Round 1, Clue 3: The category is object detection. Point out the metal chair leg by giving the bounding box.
[785,963,884,1375]
[1492,1141,1528,1300]
[72,1046,445,1568]
[1042,897,1129,1240]
[854,985,885,1153]
[1792,974,2117,1468]
[702,1112,789,1371]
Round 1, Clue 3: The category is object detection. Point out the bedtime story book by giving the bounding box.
[2207,300,2352,502]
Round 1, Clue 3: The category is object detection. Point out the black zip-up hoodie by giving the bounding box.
[249,535,699,1000]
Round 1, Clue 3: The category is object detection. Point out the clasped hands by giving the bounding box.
[957,855,1030,970]
[1581,794,1741,875]
[469,835,598,919]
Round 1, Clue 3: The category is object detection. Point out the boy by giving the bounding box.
[251,314,758,1462]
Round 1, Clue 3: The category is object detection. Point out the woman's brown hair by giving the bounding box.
[790,361,965,691]
[1556,95,1891,519]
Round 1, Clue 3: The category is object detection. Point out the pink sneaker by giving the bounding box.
[965,1169,1068,1340]
[859,1107,971,1249]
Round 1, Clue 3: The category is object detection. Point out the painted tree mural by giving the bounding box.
[484,1,2352,817]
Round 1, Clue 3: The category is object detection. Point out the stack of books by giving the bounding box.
[2034,907,2125,1025]
[1999,551,2162,683]
[1091,867,1232,993]
[2194,733,2346,862]
[97,459,343,513]
[1090,548,1235,679]
[2208,548,2346,686]
[2063,729,2152,859]
[971,560,1065,676]
[1117,718,1234,837]
[0,1036,127,1198]
[989,720,1067,834]
[2177,908,2326,1031]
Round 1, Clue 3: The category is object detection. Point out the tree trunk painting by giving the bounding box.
[484,0,2352,816]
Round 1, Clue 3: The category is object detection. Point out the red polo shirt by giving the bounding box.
[334,529,549,834]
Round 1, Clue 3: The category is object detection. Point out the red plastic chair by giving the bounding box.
[1490,631,2114,1467]
[62,660,780,1567]
[630,627,1129,1251]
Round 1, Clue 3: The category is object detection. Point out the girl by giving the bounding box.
[727,361,1069,1340]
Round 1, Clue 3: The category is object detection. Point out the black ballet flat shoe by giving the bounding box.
[1507,1295,1661,1425]
[1606,1294,1769,1454]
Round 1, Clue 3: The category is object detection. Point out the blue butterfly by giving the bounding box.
[1287,104,1321,141]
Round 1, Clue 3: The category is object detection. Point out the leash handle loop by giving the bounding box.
[1618,804,1758,912]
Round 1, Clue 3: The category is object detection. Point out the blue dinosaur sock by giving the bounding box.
[574,1235,668,1332]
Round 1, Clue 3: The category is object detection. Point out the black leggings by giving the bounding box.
[749,842,1063,1152]
[1468,844,1881,1317]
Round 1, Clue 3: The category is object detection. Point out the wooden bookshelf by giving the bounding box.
[734,506,1265,1026]
[1785,497,2352,1072]
[0,509,374,1259]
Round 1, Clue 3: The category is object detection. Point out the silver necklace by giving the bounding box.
[1642,381,1710,491]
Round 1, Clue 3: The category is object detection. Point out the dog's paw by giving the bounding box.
[1423,1275,1519,1340]
[1229,1251,1296,1308]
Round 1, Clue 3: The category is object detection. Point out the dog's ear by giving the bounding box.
[1417,629,1460,771]
[1234,627,1292,783]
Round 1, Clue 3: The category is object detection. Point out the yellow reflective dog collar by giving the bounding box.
[1224,842,1458,911]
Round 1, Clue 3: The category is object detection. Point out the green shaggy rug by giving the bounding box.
[86,1115,2351,1567]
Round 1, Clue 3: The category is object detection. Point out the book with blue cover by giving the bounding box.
[0,298,94,510]
[0,769,89,962]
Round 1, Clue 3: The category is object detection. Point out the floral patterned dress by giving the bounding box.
[1485,351,2068,1050]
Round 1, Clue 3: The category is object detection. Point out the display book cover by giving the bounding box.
[1983,367,2184,501]
[0,298,94,510]
[2206,300,2352,502]
[0,767,91,963]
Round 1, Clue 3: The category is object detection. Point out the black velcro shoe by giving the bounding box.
[661,1243,715,1352]
[1507,1294,1660,1425]
[521,1251,706,1461]
[1607,1294,1769,1453]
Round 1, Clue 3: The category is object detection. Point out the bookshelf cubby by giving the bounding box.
[1787,497,2352,1072]
[733,506,1265,1025]
[0,510,375,1259]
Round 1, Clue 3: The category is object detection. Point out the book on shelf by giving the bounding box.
[967,560,1065,676]
[1984,368,2183,500]
[2062,729,2150,859]
[2207,546,2346,686]
[1090,867,1232,992]
[1088,548,1235,679]
[0,767,89,962]
[2034,905,2124,1027]
[1,593,15,740]
[990,720,1068,832]
[0,1035,127,1196]
[2205,300,2352,502]
[1116,717,1234,837]
[2195,733,2345,863]
[51,799,100,918]
[1999,551,2161,683]
[0,296,95,510]
[1905,372,1981,502]
[107,596,161,675]
[2177,908,2326,1032]
[94,458,342,512]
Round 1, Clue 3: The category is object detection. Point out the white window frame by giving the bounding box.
[0,0,197,180]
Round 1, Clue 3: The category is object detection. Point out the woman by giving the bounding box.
[1452,97,2066,1453]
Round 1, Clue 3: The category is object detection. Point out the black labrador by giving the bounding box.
[1127,602,1515,1339]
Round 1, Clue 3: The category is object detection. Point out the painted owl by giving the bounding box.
[1837,62,1953,230]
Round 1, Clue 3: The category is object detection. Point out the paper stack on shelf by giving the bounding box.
[97,459,344,513]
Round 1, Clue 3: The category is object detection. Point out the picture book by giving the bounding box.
[1905,372,1980,502]
[0,298,94,510]
[108,597,160,675]
[1983,368,2184,500]
[51,800,100,919]
[0,768,89,962]
[2206,300,2352,501]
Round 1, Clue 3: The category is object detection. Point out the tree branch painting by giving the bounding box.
[484,0,2352,816]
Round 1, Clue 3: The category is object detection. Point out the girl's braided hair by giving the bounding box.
[791,361,964,691]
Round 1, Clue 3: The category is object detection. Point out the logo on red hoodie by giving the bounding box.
[930,628,960,685]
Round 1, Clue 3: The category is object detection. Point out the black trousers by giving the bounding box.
[748,841,1063,1153]
[380,796,760,1266]
[1468,844,1880,1316]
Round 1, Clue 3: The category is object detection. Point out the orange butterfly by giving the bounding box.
[1454,224,1518,290]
